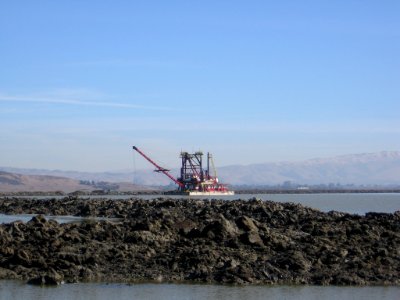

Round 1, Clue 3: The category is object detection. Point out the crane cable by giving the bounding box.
[132,150,137,185]
[210,155,217,179]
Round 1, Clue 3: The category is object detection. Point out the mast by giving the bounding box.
[207,152,210,179]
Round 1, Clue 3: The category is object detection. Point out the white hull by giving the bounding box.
[188,191,235,196]
[165,191,235,196]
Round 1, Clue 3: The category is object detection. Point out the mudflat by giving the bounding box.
[0,197,399,285]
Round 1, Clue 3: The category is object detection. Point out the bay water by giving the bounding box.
[0,280,399,300]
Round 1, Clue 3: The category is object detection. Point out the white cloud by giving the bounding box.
[0,94,175,111]
[63,58,205,69]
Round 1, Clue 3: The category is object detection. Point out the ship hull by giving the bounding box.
[165,191,235,196]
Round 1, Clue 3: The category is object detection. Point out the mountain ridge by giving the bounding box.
[0,171,93,193]
[1,151,399,186]
[0,171,155,193]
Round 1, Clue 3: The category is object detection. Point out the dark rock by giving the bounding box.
[0,267,19,280]
[0,197,399,285]
[27,271,63,285]
[236,216,259,232]
[202,215,239,240]
[240,232,264,247]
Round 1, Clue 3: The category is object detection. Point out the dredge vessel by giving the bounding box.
[133,146,234,195]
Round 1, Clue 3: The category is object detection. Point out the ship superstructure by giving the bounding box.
[133,146,234,195]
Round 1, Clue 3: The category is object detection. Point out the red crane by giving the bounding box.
[133,146,234,195]
[132,146,185,188]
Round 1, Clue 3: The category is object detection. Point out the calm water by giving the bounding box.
[8,192,400,214]
[0,281,399,300]
[141,193,400,215]
[1,193,399,299]
[92,192,392,215]
[1,193,399,224]
[0,214,121,224]
[256,193,400,214]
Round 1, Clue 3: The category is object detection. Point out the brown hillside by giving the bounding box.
[0,171,153,193]
[0,171,94,193]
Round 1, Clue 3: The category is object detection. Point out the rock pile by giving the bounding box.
[0,197,399,285]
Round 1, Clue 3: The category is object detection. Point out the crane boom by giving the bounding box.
[132,146,185,188]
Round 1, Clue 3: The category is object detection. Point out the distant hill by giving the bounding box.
[0,171,94,193]
[1,151,399,187]
[0,171,153,193]
[218,151,400,186]
[0,168,134,183]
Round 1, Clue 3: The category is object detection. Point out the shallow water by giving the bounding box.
[0,213,121,224]
[11,192,400,214]
[85,192,400,214]
[1,194,399,224]
[258,193,400,214]
[0,281,399,300]
[141,192,400,214]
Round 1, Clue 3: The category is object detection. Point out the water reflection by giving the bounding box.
[0,281,399,300]
[0,214,120,224]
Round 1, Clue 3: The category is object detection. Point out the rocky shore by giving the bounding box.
[0,197,399,285]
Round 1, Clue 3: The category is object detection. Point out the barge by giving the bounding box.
[133,146,234,196]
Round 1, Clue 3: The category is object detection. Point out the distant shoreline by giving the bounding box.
[1,188,400,197]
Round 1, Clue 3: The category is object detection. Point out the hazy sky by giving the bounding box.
[1,1,399,171]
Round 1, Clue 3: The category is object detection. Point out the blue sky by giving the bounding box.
[0,1,399,171]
